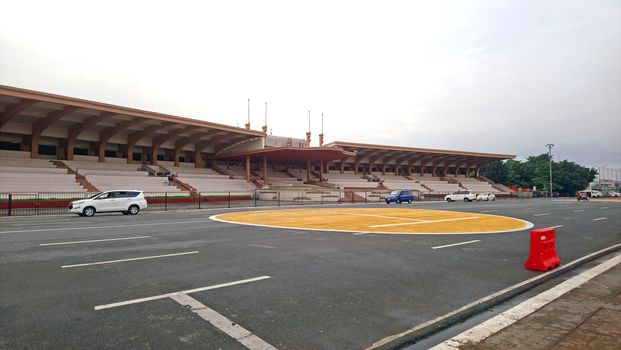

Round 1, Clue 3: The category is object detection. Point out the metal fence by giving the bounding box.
[0,190,517,217]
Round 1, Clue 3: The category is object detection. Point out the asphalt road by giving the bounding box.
[0,199,619,349]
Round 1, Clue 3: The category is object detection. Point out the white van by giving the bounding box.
[445,190,477,202]
[68,190,148,217]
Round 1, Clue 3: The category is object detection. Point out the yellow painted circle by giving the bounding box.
[211,208,533,235]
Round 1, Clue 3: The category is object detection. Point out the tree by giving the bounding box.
[479,154,597,195]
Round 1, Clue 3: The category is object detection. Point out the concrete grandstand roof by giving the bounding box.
[0,85,265,164]
[324,141,515,160]
[217,147,355,164]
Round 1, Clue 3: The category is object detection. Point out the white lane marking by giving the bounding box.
[479,210,498,213]
[321,211,428,221]
[171,293,278,350]
[431,240,481,250]
[533,213,550,216]
[248,244,277,249]
[94,276,270,310]
[365,242,621,350]
[0,220,214,234]
[549,225,564,229]
[61,251,198,268]
[369,217,480,228]
[573,209,585,212]
[40,236,151,246]
[353,232,368,236]
[524,207,536,210]
[431,254,621,349]
[593,217,607,221]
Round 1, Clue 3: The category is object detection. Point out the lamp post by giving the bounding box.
[546,143,554,198]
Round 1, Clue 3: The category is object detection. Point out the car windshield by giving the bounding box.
[88,192,103,199]
[390,190,400,195]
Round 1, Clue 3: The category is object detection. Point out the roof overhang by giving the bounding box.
[324,141,515,159]
[217,147,355,164]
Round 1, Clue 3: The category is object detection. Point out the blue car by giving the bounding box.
[385,190,416,204]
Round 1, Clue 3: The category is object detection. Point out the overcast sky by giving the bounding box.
[1,0,619,167]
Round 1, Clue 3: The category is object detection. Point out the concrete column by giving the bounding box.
[354,160,359,174]
[245,155,251,182]
[319,161,324,182]
[262,157,267,180]
[340,161,344,174]
[307,160,311,182]
[382,164,386,175]
[66,136,76,161]
[174,149,181,167]
[30,133,40,159]
[126,144,134,164]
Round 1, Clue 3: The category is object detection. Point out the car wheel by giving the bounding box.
[128,205,140,215]
[385,200,390,204]
[446,198,452,202]
[408,199,412,203]
[492,198,495,201]
[83,206,95,217]
[464,198,469,202]
[397,200,401,204]
[78,213,85,217]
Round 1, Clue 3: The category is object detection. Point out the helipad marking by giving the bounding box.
[211,208,533,235]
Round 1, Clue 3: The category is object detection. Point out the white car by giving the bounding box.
[591,191,603,198]
[477,192,496,201]
[69,190,148,217]
[445,190,477,202]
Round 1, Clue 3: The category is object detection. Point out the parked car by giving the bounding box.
[577,191,590,201]
[69,190,148,217]
[385,190,416,204]
[591,190,603,198]
[610,191,620,197]
[445,190,477,202]
[477,192,496,201]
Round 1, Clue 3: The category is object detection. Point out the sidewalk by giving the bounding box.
[464,262,621,349]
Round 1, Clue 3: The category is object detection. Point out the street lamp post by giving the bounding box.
[546,143,554,198]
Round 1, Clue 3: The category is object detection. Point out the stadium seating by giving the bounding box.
[324,171,378,189]
[376,174,427,192]
[0,157,85,193]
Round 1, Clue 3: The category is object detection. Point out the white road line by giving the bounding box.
[40,236,151,246]
[364,243,621,350]
[248,244,277,249]
[0,220,214,234]
[171,293,278,350]
[524,207,536,210]
[369,217,480,228]
[533,213,550,216]
[430,254,621,349]
[573,209,585,212]
[321,211,428,222]
[479,210,498,213]
[94,275,270,310]
[593,217,607,221]
[61,251,198,268]
[431,240,481,250]
[549,225,564,229]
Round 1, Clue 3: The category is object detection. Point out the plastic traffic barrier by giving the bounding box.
[524,227,561,271]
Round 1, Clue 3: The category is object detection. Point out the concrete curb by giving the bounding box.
[372,242,621,350]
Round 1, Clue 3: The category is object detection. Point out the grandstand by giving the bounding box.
[0,85,516,198]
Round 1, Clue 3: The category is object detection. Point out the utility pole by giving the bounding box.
[546,143,554,198]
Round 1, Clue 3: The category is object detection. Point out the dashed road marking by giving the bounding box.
[94,275,270,310]
[479,210,498,213]
[431,240,481,250]
[533,213,550,217]
[172,293,278,350]
[40,236,151,246]
[0,220,214,234]
[593,217,607,221]
[61,251,198,268]
[248,244,277,249]
[550,225,564,229]
[573,210,585,212]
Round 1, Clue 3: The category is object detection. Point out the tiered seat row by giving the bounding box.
[85,175,188,194]
[0,157,85,193]
[177,177,256,195]
[324,171,378,189]
[420,180,461,193]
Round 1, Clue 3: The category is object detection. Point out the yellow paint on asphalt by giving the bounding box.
[212,208,532,235]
